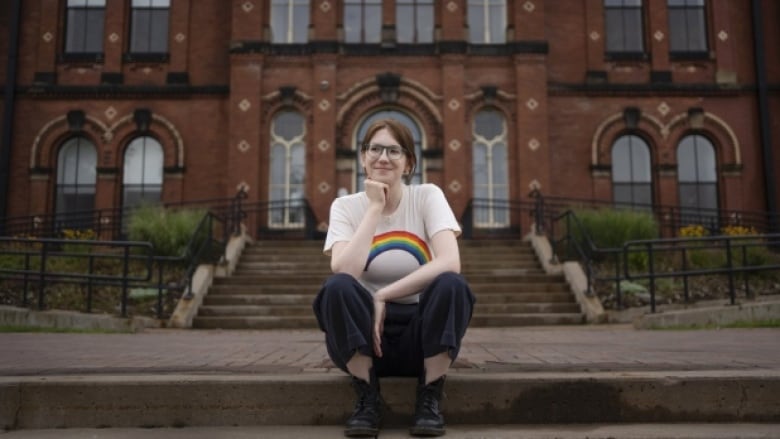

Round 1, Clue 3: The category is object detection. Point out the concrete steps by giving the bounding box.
[2,371,778,429]
[192,239,584,329]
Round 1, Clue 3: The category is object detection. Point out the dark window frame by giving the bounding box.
[343,0,382,44]
[270,0,311,44]
[667,0,709,57]
[396,0,435,44]
[611,133,654,210]
[604,0,646,56]
[129,0,171,55]
[467,0,507,45]
[64,0,106,56]
[676,133,719,228]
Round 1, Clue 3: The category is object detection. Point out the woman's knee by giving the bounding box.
[432,271,469,291]
[318,273,371,308]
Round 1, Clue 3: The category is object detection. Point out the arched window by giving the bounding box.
[611,134,652,209]
[472,108,509,227]
[677,134,718,227]
[55,136,97,228]
[355,110,423,192]
[123,136,164,210]
[269,110,306,228]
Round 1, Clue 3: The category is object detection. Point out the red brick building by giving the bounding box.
[1,0,778,237]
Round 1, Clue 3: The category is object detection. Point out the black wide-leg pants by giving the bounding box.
[312,272,476,378]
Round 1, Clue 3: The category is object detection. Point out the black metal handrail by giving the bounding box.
[622,233,780,312]
[532,190,780,312]
[0,209,232,319]
[460,198,536,239]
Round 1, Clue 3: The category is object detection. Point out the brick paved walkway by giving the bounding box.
[0,324,778,376]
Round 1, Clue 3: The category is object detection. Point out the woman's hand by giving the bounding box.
[372,294,386,358]
[364,178,388,210]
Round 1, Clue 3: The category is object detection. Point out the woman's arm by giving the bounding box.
[373,228,460,303]
[329,180,387,277]
[371,228,460,357]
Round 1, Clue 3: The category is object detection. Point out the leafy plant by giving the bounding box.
[127,205,207,257]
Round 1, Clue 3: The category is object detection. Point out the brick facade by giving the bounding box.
[1,0,778,235]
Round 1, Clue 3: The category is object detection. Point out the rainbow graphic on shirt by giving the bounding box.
[364,231,432,270]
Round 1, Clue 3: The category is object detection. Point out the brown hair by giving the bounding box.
[361,118,417,179]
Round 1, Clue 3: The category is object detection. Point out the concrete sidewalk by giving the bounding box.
[2,424,780,439]
[1,325,779,376]
[1,325,779,433]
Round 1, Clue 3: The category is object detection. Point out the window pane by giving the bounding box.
[131,10,150,51]
[668,9,687,51]
[364,3,382,43]
[467,3,485,43]
[149,10,169,52]
[488,2,506,44]
[56,137,97,217]
[612,135,652,206]
[472,108,508,227]
[269,110,306,228]
[396,4,414,43]
[293,2,310,43]
[605,1,643,52]
[623,9,644,51]
[686,9,707,51]
[344,4,361,43]
[123,137,163,209]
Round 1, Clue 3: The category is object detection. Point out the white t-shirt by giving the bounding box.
[324,183,461,304]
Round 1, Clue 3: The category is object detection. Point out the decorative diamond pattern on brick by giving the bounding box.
[449,139,461,151]
[175,33,186,43]
[448,180,462,193]
[448,99,460,111]
[318,140,331,152]
[526,98,539,111]
[528,179,541,191]
[718,30,728,41]
[109,33,119,43]
[318,99,331,111]
[447,1,458,12]
[242,1,254,13]
[236,181,250,193]
[528,138,540,151]
[142,67,152,75]
[523,1,535,12]
[105,106,117,120]
[654,30,664,42]
[318,181,331,193]
[238,99,251,112]
[657,101,670,116]
[42,32,53,43]
[320,0,331,12]
[237,140,250,153]
[589,31,600,41]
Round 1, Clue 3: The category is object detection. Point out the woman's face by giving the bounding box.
[362,128,409,186]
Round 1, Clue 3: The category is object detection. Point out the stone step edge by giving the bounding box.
[1,371,778,429]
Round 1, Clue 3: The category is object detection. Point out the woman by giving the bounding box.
[313,118,475,437]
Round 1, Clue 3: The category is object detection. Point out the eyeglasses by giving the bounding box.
[363,144,405,161]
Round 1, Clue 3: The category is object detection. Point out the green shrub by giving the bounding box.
[127,205,207,257]
[572,208,659,249]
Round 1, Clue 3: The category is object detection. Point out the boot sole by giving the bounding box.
[409,426,445,437]
[345,426,380,437]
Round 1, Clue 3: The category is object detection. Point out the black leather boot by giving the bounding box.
[410,375,446,437]
[344,372,382,437]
